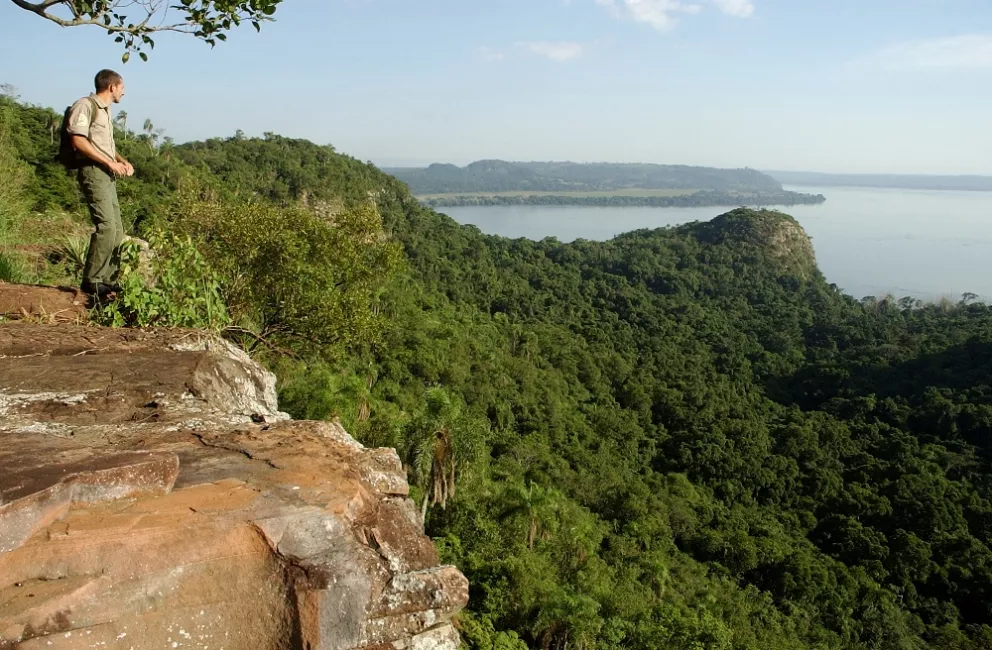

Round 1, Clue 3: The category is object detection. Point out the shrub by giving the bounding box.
[97,230,229,329]
[172,192,403,353]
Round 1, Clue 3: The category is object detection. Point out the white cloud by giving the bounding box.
[597,0,752,31]
[517,41,585,62]
[478,46,506,62]
[873,34,992,70]
[597,0,699,31]
[712,0,754,18]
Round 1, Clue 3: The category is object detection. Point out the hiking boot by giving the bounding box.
[81,281,119,299]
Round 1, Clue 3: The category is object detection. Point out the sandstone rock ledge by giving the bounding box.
[0,322,468,650]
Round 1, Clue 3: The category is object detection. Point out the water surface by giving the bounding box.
[438,185,992,301]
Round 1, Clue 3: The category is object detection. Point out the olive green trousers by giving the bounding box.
[77,165,123,286]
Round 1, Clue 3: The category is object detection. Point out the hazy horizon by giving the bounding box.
[4,0,992,176]
[380,160,992,180]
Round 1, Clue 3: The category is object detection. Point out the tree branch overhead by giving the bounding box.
[8,0,283,61]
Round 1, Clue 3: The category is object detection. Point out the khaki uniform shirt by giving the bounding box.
[66,93,116,162]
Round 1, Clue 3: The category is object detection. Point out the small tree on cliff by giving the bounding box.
[8,0,283,62]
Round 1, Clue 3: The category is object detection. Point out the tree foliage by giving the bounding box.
[170,190,403,351]
[8,0,282,61]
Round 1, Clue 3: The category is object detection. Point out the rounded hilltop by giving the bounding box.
[693,207,818,279]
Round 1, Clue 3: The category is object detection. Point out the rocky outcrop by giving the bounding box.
[0,322,468,649]
[695,208,817,280]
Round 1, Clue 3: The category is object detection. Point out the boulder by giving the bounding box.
[0,322,468,650]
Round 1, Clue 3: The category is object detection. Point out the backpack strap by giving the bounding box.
[86,96,100,132]
[69,97,103,142]
[58,97,110,169]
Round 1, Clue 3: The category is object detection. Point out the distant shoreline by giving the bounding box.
[418,190,826,209]
[768,171,992,193]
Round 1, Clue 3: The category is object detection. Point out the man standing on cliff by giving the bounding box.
[66,69,134,299]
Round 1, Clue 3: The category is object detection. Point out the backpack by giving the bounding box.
[58,97,100,169]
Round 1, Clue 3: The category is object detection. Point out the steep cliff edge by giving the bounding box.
[0,318,468,649]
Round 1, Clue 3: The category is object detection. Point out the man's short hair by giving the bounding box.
[94,69,123,92]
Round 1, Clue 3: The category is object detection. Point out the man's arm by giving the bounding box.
[72,135,127,176]
[66,99,128,177]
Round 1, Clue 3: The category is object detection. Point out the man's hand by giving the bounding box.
[123,161,135,177]
[108,161,129,178]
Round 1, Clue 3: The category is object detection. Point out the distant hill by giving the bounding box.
[388,160,786,194]
[767,170,992,192]
[387,160,825,208]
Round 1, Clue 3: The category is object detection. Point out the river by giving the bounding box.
[437,185,992,302]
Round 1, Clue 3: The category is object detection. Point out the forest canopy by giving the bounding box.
[3,93,992,650]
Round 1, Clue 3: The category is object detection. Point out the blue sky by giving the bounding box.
[2,0,992,173]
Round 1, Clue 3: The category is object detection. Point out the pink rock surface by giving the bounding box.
[0,323,468,650]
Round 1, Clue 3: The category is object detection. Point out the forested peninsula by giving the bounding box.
[4,91,992,650]
[389,160,827,207]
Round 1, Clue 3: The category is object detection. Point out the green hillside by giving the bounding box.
[4,92,992,650]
